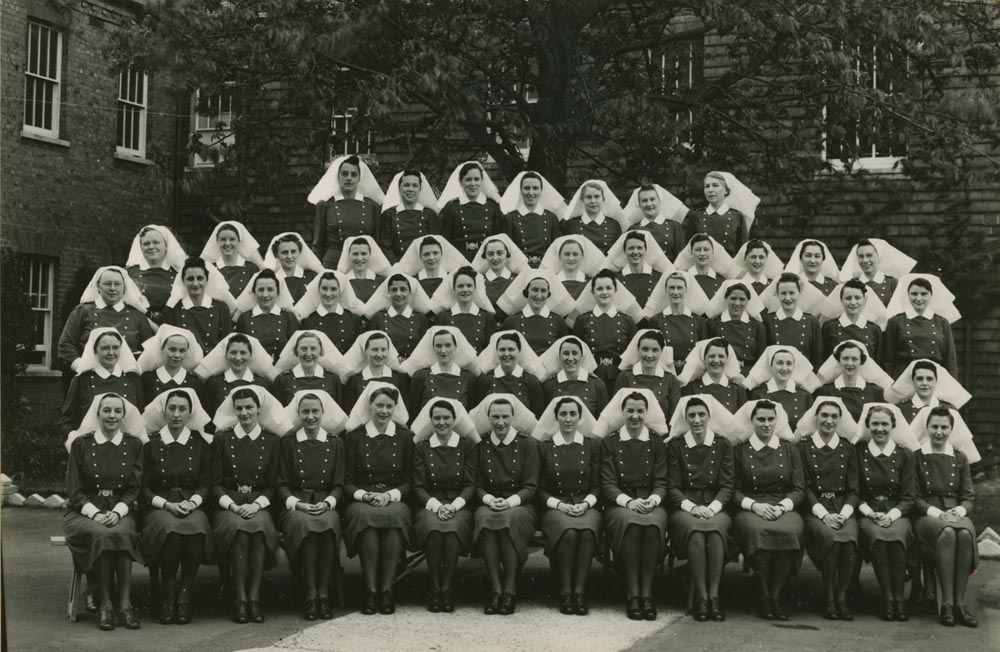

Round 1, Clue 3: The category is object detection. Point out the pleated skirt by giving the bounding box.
[667,510,732,560]
[141,509,213,562]
[474,504,538,564]
[803,514,859,566]
[343,501,412,557]
[603,505,668,558]
[914,515,978,570]
[414,508,475,554]
[64,510,144,573]
[539,507,603,556]
[277,509,342,562]
[733,511,804,556]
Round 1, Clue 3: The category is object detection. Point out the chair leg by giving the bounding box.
[334,541,345,608]
[68,571,85,622]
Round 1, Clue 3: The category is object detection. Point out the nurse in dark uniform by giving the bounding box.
[888,359,970,424]
[500,271,572,355]
[745,346,817,429]
[540,336,610,417]
[405,326,479,412]
[343,383,414,615]
[624,184,688,260]
[613,329,683,421]
[310,155,384,268]
[841,239,916,308]
[605,230,673,308]
[63,393,145,631]
[815,341,886,421]
[197,333,276,419]
[395,235,466,298]
[60,328,143,436]
[821,279,884,361]
[433,266,497,351]
[706,281,767,374]
[572,269,639,392]
[677,234,728,305]
[162,256,235,356]
[476,331,550,418]
[262,232,322,304]
[378,169,440,262]
[338,331,410,410]
[680,338,749,414]
[730,239,784,298]
[762,272,824,369]
[200,221,264,298]
[475,235,527,317]
[438,161,504,260]
[138,327,207,401]
[234,270,301,363]
[683,171,756,257]
[561,179,624,254]
[366,273,433,362]
[126,224,185,324]
[500,171,564,267]
[731,400,805,621]
[295,270,366,355]
[642,271,711,373]
[271,330,342,405]
[786,240,839,298]
[338,236,391,305]
[540,235,598,300]
[883,275,959,378]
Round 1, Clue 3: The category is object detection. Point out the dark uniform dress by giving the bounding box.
[484,272,515,318]
[543,370,610,418]
[379,206,440,262]
[142,368,205,404]
[683,378,749,414]
[856,441,915,557]
[884,313,958,378]
[215,261,260,298]
[342,370,410,415]
[417,275,445,299]
[436,308,497,352]
[749,383,814,430]
[763,311,825,369]
[313,196,382,268]
[600,430,669,556]
[573,310,637,391]
[502,310,569,355]
[58,302,155,366]
[629,219,686,260]
[731,437,806,556]
[272,369,341,405]
[409,366,477,413]
[613,367,682,425]
[537,435,603,555]
[346,273,385,306]
[439,197,504,260]
[799,436,860,566]
[504,209,560,267]
[127,265,177,324]
[694,273,724,301]
[60,371,143,435]
[474,432,540,563]
[913,447,977,569]
[279,271,317,305]
[619,268,659,309]
[805,275,838,298]
[369,308,430,362]
[412,436,477,553]
[163,299,233,357]
[665,434,734,557]
[896,398,955,425]
[561,217,622,255]
[821,317,883,362]
[709,316,767,373]
[815,380,885,422]
[276,432,345,561]
[642,311,709,369]
[475,369,546,418]
[342,425,415,556]
[63,433,145,572]
[235,308,300,363]
[301,307,366,355]
[863,274,899,308]
[683,207,749,257]
[202,372,274,423]
[558,274,589,301]
[140,430,213,562]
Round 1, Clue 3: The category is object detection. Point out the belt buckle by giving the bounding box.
[875,494,888,502]
[820,491,836,499]
[600,357,613,366]
[466,242,479,251]
[169,486,183,493]
[237,484,253,495]
[372,483,387,491]
[98,489,113,498]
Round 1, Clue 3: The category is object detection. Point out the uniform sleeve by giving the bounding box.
[651,438,669,501]
[118,440,144,512]
[58,377,83,436]
[893,449,916,519]
[782,442,806,509]
[377,210,399,262]
[194,438,211,505]
[808,317,824,369]
[343,431,362,500]
[752,321,768,364]
[456,439,477,508]
[712,439,735,510]
[737,211,750,249]
[665,439,687,510]
[586,438,602,504]
[524,374,546,418]
[389,435,414,499]
[217,302,234,342]
[57,305,87,368]
[536,443,556,507]
[312,203,327,250]
[256,436,281,506]
[439,202,455,243]
[139,443,157,508]
[409,370,428,417]
[730,444,749,510]
[513,438,540,504]
[600,438,627,504]
[843,445,860,514]
[593,376,610,416]
[941,319,958,378]
[210,435,232,508]
[474,443,490,504]
[65,439,91,513]
[883,317,900,376]
[412,443,433,507]
[799,444,822,511]
[276,438,295,507]
[957,453,974,515]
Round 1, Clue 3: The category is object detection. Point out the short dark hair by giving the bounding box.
[271,233,302,255]
[232,387,260,407]
[165,389,193,410]
[912,360,938,379]
[840,278,867,299]
[181,256,209,279]
[429,400,456,419]
[590,268,619,291]
[252,268,280,293]
[750,399,777,419]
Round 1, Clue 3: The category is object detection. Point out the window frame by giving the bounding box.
[190,88,236,169]
[25,256,56,371]
[116,67,149,158]
[647,38,702,149]
[484,79,538,162]
[327,105,371,161]
[22,19,63,138]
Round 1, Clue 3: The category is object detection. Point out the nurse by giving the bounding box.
[475,331,547,417]
[294,269,366,355]
[705,281,767,373]
[233,270,301,362]
[162,257,236,356]
[820,279,885,361]
[839,239,916,307]
[814,341,889,421]
[125,225,186,323]
[437,161,505,260]
[785,240,840,297]
[199,221,264,297]
[883,274,960,378]
[472,234,532,317]
[431,266,497,351]
[261,232,323,304]
[727,239,783,297]
[623,184,688,260]
[743,346,819,429]
[761,272,825,369]
[309,155,384,267]
[674,234,732,299]
[136,325,206,400]
[604,230,674,307]
[678,338,749,414]
[500,170,566,267]
[642,271,711,371]
[337,236,393,305]
[539,336,610,417]
[378,169,440,261]
[364,273,434,362]
[683,171,759,257]
[499,270,574,355]
[561,180,625,254]
[612,329,682,422]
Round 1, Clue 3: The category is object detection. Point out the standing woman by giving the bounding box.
[403,326,480,412]
[473,235,531,316]
[820,279,885,361]
[262,232,323,304]
[540,235,605,300]
[294,269,366,355]
[196,333,276,419]
[604,230,674,310]
[883,274,960,378]
[432,266,497,351]
[126,224,186,324]
[343,383,414,615]
[706,280,767,374]
[622,184,688,260]
[337,236,393,305]
[499,270,573,355]
[409,398,478,612]
[613,329,682,421]
[539,336,609,417]
[393,235,467,298]
[210,386,287,624]
[438,161,504,260]
[60,328,143,436]
[500,170,565,267]
[137,326,206,400]
[642,271,711,371]
[675,235,732,305]
[840,239,916,308]
[199,221,264,298]
[743,346,819,429]
[533,396,602,616]
[727,239,784,298]
[234,270,300,363]
[364,273,433,362]
[337,331,409,410]
[162,256,235,356]
[561,179,625,254]
[476,331,548,418]
[277,391,348,621]
[761,272,825,369]
[784,240,840,297]
[272,330,343,405]
[887,359,971,424]
[815,340,889,421]
[683,171,759,257]
[378,169,440,262]
[64,393,146,631]
[140,388,214,625]
[679,338,749,414]
[309,154,384,268]
[731,400,805,621]
[571,269,640,392]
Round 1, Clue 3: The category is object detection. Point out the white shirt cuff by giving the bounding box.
[151,496,167,510]
[616,494,632,507]
[426,497,443,512]
[859,502,873,517]
[112,502,129,518]
[189,494,203,508]
[886,508,902,522]
[926,506,943,519]
[839,504,854,518]
[324,496,337,509]
[707,500,723,515]
[778,498,794,512]
[483,493,496,506]
[286,496,301,511]
[741,497,755,511]
[451,497,466,511]
[546,497,561,510]
[648,494,661,507]
[353,489,367,501]
[254,496,270,509]
[954,506,967,518]
[81,502,100,519]
[680,499,696,513]
[387,489,401,502]
[584,494,597,508]
[219,495,234,510]
[70,358,82,372]
[812,503,829,519]
[507,495,521,508]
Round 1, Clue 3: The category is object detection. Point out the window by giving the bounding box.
[25,256,56,369]
[191,89,235,167]
[23,20,62,137]
[328,106,370,159]
[116,68,148,157]
[648,37,703,147]
[485,78,538,160]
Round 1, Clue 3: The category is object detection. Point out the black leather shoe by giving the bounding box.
[754,598,774,620]
[361,590,377,615]
[175,600,191,625]
[642,597,657,621]
[894,601,908,622]
[120,607,141,630]
[708,596,725,621]
[379,590,395,615]
[823,601,839,620]
[940,603,956,627]
[771,598,788,621]
[248,600,264,623]
[98,607,115,631]
[881,601,895,622]
[693,598,709,622]
[559,593,575,615]
[836,601,853,621]
[158,596,175,625]
[233,601,249,624]
[484,592,501,615]
[428,590,442,613]
[626,597,642,620]
[498,592,516,615]
[956,605,977,628]
[318,597,333,619]
[573,593,589,616]
[303,598,318,621]
[440,589,455,613]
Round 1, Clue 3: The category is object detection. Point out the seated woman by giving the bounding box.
[473,235,531,317]
[820,279,885,361]
[234,270,300,363]
[854,403,919,622]
[911,406,981,627]
[795,396,861,621]
[604,230,674,308]
[887,359,971,424]
[136,325,205,410]
[337,235,392,305]
[432,266,497,351]
[761,272,825,369]
[262,232,323,304]
[743,345,820,429]
[140,388,214,625]
[500,171,566,267]
[571,269,641,391]
[561,179,625,254]
[623,183,688,260]
[540,235,605,300]
[337,330,409,410]
[64,393,146,630]
[277,391,349,621]
[409,398,478,613]
[613,329,682,421]
[674,234,731,300]
[58,266,154,369]
[884,274,960,378]
[378,169,440,262]
[728,239,784,298]
[683,171,759,257]
[272,330,343,405]
[533,396,602,616]
[196,333,276,419]
[162,256,235,356]
[210,385,287,624]
[642,270,711,371]
[499,270,573,355]
[839,238,916,307]
[665,394,739,622]
[470,395,540,615]
[60,328,143,436]
[540,336,609,417]
[731,400,805,621]
[679,338,749,414]
[126,224,186,324]
[393,235,467,298]
[403,326,480,413]
[364,273,433,362]
[309,154,384,268]
[343,383,414,615]
[438,161,505,260]
[294,269,366,355]
[598,390,669,620]
[815,340,889,421]
[199,221,264,297]
[784,240,840,297]
[705,280,767,374]
[475,330,546,417]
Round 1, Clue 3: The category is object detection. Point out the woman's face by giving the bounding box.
[704,345,728,376]
[234,397,260,429]
[370,394,396,425]
[489,404,513,437]
[183,267,208,299]
[800,245,824,276]
[703,176,726,206]
[162,335,189,369]
[692,241,714,268]
[276,241,301,271]
[254,278,278,309]
[908,284,932,312]
[777,281,799,312]
[496,339,520,369]
[726,289,748,318]
[638,190,659,217]
[298,398,324,431]
[140,230,166,265]
[638,337,662,368]
[98,397,126,433]
[856,244,879,276]
[841,287,866,317]
[817,405,841,437]
[685,405,709,436]
[556,402,581,434]
[838,347,862,377]
[913,369,937,399]
[453,274,475,304]
[770,351,795,382]
[433,333,455,363]
[666,278,687,303]
[520,177,541,208]
[399,174,421,204]
[164,396,192,431]
[97,270,125,305]
[420,244,442,272]
[95,335,121,370]
[623,399,648,430]
[388,280,410,308]
[431,407,455,436]
[364,337,388,367]
[217,228,240,258]
[868,412,892,446]
[296,336,322,366]
[226,342,251,372]
[592,277,615,307]
[349,243,371,271]
[745,247,767,275]
[461,168,482,198]
[926,415,952,447]
[582,185,603,215]
[484,242,508,271]
[625,239,646,267]
[338,162,360,194]
[559,343,582,371]
[559,243,583,272]
[752,408,777,439]
[319,278,341,307]
[526,279,550,309]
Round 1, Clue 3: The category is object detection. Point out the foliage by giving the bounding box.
[1,250,45,423]
[0,418,66,486]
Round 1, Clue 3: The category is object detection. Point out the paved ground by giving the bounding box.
[2,508,997,652]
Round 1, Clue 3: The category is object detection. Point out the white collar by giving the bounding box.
[557,368,588,382]
[458,193,486,206]
[346,269,376,280]
[663,305,692,317]
[94,431,124,446]
[234,423,262,440]
[618,426,650,442]
[838,313,869,328]
[834,375,866,390]
[720,311,750,323]
[292,363,324,378]
[224,367,255,383]
[805,272,827,284]
[430,361,459,375]
[276,266,305,280]
[811,432,840,450]
[490,429,517,446]
[214,254,246,268]
[451,303,480,316]
[522,304,551,318]
[639,215,667,226]
[181,294,213,309]
[860,270,886,284]
[591,305,619,317]
[695,267,718,279]
[138,259,172,272]
[553,431,585,447]
[159,426,191,445]
[741,272,767,285]
[295,427,328,443]
[494,365,524,378]
[705,202,731,215]
[766,378,796,393]
[361,365,392,379]
[251,304,281,317]
[632,362,665,377]
[399,202,424,212]
[911,394,939,409]
[387,305,414,318]
[156,367,187,384]
[417,268,443,280]
[868,439,896,457]
[316,303,344,316]
[430,431,460,448]
[749,433,780,450]
[684,430,715,448]
[776,307,804,321]
[920,441,954,456]
[905,307,937,320]
[516,204,543,216]
[555,269,585,281]
[333,192,366,202]
[94,298,126,312]
[622,264,653,276]
[485,268,512,281]
[365,420,397,437]
[580,212,606,225]
[94,365,124,379]
[700,372,729,387]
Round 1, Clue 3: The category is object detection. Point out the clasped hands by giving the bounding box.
[751,502,786,521]
[626,497,657,514]
[362,491,392,507]
[556,501,590,517]
[164,500,198,517]
[295,501,332,515]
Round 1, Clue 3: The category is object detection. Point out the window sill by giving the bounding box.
[21,130,70,148]
[20,367,62,378]
[114,150,154,166]
[820,157,906,175]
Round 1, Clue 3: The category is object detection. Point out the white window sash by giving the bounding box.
[23,21,62,137]
[116,68,148,156]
